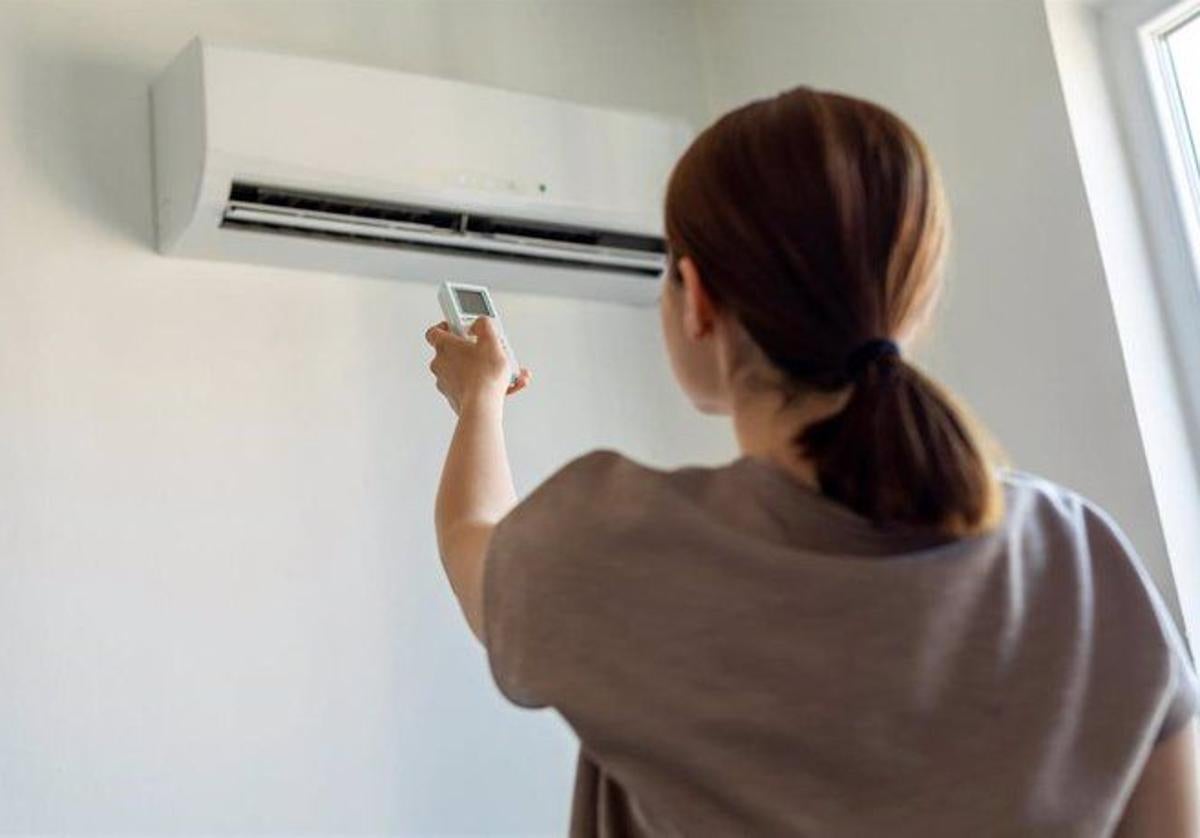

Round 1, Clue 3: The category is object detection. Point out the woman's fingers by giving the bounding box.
[506,368,533,396]
[424,322,449,346]
[468,316,494,338]
[422,319,458,345]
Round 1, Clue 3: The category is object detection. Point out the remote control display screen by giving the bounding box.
[455,289,491,316]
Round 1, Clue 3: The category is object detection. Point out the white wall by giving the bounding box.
[693,0,1184,623]
[0,2,729,834]
[1,0,1189,834]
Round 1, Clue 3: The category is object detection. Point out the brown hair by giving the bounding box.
[664,88,1002,536]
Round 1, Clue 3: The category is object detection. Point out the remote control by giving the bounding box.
[437,281,520,386]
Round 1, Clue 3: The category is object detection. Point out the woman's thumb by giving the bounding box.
[469,316,497,341]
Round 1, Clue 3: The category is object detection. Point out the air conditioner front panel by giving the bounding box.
[201,44,688,231]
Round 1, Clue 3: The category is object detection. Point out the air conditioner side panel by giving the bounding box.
[150,38,209,253]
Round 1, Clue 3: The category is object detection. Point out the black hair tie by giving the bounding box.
[845,338,900,377]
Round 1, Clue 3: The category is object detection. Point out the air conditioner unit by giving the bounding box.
[149,40,692,305]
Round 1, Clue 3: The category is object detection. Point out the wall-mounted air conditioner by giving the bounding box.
[149,39,693,305]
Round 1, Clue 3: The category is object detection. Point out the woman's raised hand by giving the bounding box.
[425,317,532,415]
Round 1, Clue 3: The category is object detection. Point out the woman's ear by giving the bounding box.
[678,257,718,340]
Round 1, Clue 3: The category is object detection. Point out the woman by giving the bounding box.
[424,88,1198,836]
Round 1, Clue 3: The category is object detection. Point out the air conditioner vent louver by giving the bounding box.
[228,183,463,231]
[222,182,666,278]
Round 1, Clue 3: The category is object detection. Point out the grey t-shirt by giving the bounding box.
[483,451,1198,836]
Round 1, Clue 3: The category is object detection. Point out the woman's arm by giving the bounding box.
[435,396,515,640]
[426,316,531,641]
[1116,720,1198,837]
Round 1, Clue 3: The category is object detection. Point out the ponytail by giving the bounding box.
[799,355,1001,535]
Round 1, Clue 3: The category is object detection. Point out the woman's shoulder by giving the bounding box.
[997,469,1158,588]
[998,470,1150,559]
[530,449,648,500]
[998,468,1093,518]
[506,449,654,527]
[537,448,728,496]
[999,470,1184,654]
[997,469,1137,548]
[1000,469,1197,740]
[507,449,741,544]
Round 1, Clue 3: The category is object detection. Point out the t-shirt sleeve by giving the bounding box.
[482,450,624,709]
[1161,634,1200,741]
[1154,601,1200,742]
[1085,501,1198,743]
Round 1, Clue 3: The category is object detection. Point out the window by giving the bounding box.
[1135,0,1200,481]
[1146,3,1200,296]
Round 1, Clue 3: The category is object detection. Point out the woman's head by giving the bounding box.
[661,87,1001,536]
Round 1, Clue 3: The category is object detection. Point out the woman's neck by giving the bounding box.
[730,385,849,491]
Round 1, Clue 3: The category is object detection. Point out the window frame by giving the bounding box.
[1101,0,1200,439]
[1144,1,1200,311]
[1089,0,1200,647]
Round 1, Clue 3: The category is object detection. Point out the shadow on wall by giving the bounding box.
[3,6,543,257]
[12,40,158,249]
